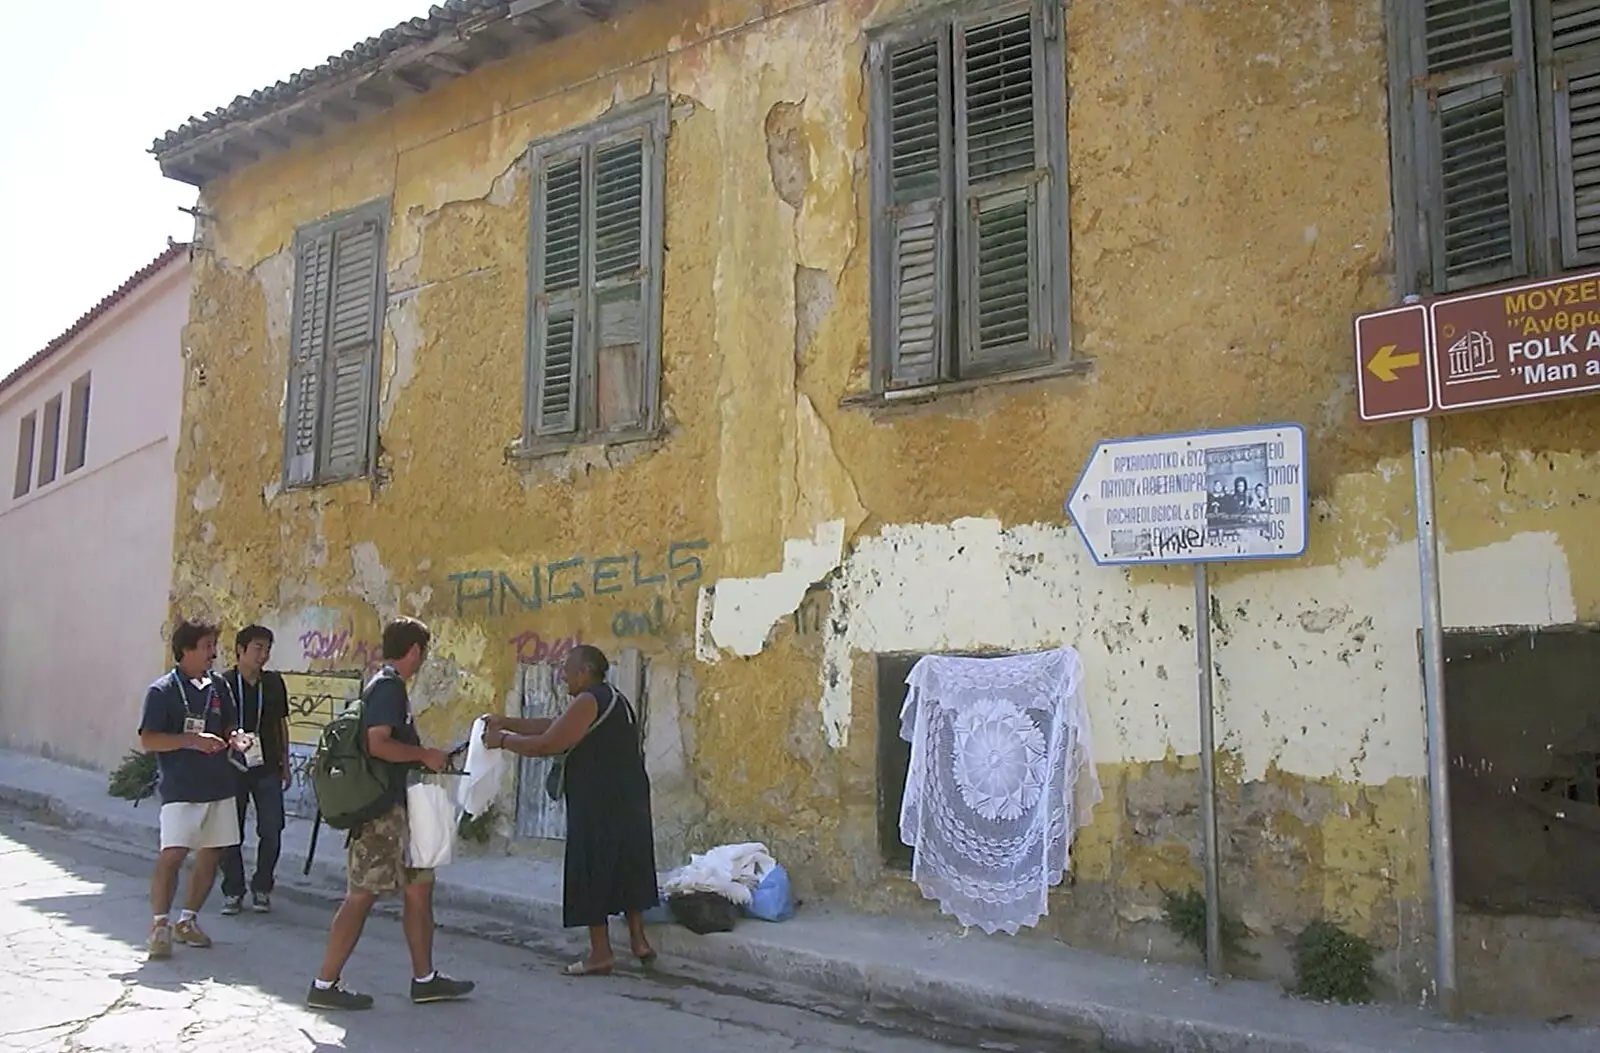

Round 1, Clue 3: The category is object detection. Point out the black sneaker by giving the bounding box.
[251,892,271,913]
[220,896,243,916]
[410,973,475,1004]
[306,981,374,1011]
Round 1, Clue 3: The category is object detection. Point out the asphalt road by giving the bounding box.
[0,813,1060,1053]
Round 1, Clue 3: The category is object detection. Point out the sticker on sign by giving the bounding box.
[1065,424,1308,566]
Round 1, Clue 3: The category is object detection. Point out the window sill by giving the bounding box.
[278,473,372,494]
[839,359,1094,412]
[505,426,666,465]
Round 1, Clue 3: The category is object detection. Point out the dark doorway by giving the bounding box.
[1444,625,1600,915]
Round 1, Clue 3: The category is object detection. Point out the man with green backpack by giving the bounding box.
[305,616,474,1011]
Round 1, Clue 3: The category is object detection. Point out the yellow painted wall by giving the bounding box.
[169,0,1600,1013]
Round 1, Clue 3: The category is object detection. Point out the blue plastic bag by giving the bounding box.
[745,864,794,922]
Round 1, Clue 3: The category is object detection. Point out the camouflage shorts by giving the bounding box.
[347,801,434,896]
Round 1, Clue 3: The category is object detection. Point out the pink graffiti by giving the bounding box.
[509,631,579,665]
[299,627,382,676]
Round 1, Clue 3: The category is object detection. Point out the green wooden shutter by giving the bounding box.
[1415,0,1539,292]
[955,9,1053,377]
[1541,0,1600,266]
[319,219,382,481]
[530,154,584,437]
[591,136,647,433]
[873,31,954,389]
[286,232,333,485]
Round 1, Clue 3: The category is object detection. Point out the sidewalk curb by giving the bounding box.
[0,780,1581,1053]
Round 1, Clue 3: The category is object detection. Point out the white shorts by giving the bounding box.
[159,800,241,851]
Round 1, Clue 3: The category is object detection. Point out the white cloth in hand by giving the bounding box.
[456,716,508,818]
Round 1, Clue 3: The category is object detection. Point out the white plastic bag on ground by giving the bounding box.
[456,716,507,818]
[406,775,458,869]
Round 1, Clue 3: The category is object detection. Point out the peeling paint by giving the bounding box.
[818,511,1578,772]
[708,519,845,657]
[191,473,223,514]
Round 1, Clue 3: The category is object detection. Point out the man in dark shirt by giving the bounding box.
[137,619,254,961]
[306,617,474,1011]
[219,624,291,915]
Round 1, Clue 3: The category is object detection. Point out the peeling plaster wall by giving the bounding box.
[171,0,1600,1014]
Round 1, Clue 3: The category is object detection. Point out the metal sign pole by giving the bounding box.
[1411,414,1458,1017]
[1194,562,1224,981]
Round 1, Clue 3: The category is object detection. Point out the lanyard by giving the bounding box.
[175,669,211,718]
[234,672,263,731]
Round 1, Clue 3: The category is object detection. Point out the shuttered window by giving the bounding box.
[524,99,667,450]
[1392,0,1600,291]
[868,0,1069,393]
[283,200,387,487]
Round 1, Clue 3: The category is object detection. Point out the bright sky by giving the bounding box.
[0,0,428,377]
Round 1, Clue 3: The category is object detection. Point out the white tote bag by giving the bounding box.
[406,774,459,869]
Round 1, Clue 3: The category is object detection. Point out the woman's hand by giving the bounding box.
[481,714,505,737]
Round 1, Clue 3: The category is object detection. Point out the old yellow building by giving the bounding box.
[154,0,1600,1017]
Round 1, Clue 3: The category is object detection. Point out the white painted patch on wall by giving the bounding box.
[695,586,720,664]
[815,517,1575,785]
[191,472,223,513]
[1439,531,1574,627]
[350,542,397,623]
[708,519,845,657]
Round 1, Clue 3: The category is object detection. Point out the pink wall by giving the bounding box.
[0,257,189,770]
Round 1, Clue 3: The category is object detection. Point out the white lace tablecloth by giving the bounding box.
[899,647,1101,935]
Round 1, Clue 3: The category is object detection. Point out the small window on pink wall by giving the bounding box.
[65,374,90,474]
[36,395,60,486]
[12,412,35,499]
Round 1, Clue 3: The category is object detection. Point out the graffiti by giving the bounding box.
[299,627,381,676]
[1152,527,1204,558]
[285,744,318,820]
[509,631,580,665]
[612,596,666,638]
[282,672,363,747]
[450,540,709,617]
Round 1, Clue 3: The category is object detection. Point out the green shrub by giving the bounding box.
[107,751,158,800]
[1160,887,1257,965]
[458,803,497,845]
[1293,920,1378,1003]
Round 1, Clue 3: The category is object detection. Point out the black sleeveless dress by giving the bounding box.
[562,683,660,928]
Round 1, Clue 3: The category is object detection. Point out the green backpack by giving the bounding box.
[310,695,399,831]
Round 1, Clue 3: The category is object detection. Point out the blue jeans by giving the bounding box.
[220,766,285,897]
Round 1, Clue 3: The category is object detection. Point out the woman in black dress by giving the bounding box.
[481,645,659,975]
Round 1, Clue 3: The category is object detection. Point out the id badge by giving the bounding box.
[184,716,205,736]
[242,738,265,768]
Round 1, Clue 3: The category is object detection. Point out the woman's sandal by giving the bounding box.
[635,950,658,967]
[562,959,614,977]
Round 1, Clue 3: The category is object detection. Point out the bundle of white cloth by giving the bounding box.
[898,646,1101,935]
[661,842,777,906]
[456,715,509,817]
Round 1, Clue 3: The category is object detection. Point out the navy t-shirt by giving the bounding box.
[360,667,420,798]
[138,671,239,804]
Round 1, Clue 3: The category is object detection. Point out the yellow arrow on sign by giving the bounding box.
[1367,343,1421,383]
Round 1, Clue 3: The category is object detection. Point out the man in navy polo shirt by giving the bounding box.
[137,619,255,961]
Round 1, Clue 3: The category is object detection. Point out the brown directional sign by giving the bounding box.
[1353,265,1600,423]
[1354,304,1431,421]
[1430,272,1600,412]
